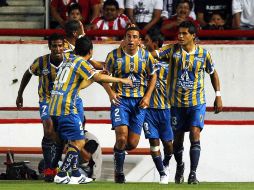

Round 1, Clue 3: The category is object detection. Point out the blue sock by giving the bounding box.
[41,137,54,169]
[152,155,166,176]
[114,147,125,174]
[174,145,184,166]
[189,141,201,172]
[60,144,79,173]
[163,154,172,167]
[51,143,64,169]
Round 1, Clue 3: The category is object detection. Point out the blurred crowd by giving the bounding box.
[49,0,254,40]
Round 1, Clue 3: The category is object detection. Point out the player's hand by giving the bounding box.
[16,96,23,109]
[214,96,223,114]
[99,70,110,75]
[139,95,150,109]
[109,91,121,106]
[121,78,133,87]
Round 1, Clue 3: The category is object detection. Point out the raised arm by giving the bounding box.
[16,70,32,109]
[210,69,223,113]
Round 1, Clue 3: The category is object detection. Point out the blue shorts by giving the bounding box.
[55,113,84,141]
[76,96,85,124]
[111,97,147,135]
[39,102,50,120]
[143,108,173,141]
[171,104,206,132]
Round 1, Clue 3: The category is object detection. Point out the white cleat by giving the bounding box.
[68,174,93,184]
[159,174,169,185]
[54,174,71,184]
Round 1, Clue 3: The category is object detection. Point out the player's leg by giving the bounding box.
[171,107,185,184]
[114,125,128,183]
[40,102,59,182]
[54,113,92,184]
[187,104,205,184]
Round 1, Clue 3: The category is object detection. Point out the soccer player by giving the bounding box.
[16,33,65,182]
[152,20,223,184]
[105,25,157,183]
[50,36,132,184]
[143,28,173,185]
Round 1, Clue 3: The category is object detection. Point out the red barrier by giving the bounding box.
[1,29,254,38]
[0,147,150,155]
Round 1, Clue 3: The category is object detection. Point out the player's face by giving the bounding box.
[103,5,118,21]
[178,27,195,46]
[124,30,141,53]
[49,39,64,61]
[144,34,154,52]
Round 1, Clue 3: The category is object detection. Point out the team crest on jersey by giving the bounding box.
[42,68,50,75]
[130,62,135,72]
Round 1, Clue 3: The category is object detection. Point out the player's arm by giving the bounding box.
[139,72,157,109]
[89,59,104,70]
[210,69,223,114]
[16,70,32,109]
[92,72,132,86]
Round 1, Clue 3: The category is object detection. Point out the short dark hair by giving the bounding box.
[103,0,119,10]
[179,20,197,35]
[84,140,99,154]
[68,3,82,15]
[75,36,93,56]
[64,20,81,38]
[147,28,164,48]
[48,33,64,46]
[125,25,140,36]
[177,0,193,11]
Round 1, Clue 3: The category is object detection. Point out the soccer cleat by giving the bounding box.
[159,174,169,185]
[68,174,93,184]
[188,171,199,184]
[114,173,126,184]
[44,168,57,183]
[175,162,184,184]
[54,173,70,184]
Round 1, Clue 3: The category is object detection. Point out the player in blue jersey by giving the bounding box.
[50,36,132,184]
[16,33,65,182]
[143,28,173,185]
[152,21,223,184]
[104,25,157,183]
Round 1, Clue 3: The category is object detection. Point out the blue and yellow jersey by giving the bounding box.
[105,47,156,98]
[29,54,63,103]
[149,61,170,109]
[158,44,215,107]
[49,56,96,116]
[63,39,74,53]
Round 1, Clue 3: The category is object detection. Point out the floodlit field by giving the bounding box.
[0,181,254,190]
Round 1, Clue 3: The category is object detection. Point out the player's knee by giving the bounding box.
[116,136,127,149]
[150,145,160,152]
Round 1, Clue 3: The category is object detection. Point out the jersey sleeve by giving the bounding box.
[146,52,157,75]
[158,44,174,60]
[79,60,97,80]
[125,0,134,9]
[154,0,163,10]
[205,51,215,74]
[28,58,40,76]
[105,51,114,75]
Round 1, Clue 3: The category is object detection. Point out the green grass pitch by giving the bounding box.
[0,181,254,190]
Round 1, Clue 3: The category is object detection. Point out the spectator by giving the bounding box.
[91,0,130,40]
[194,0,232,28]
[203,13,230,30]
[50,0,101,28]
[161,0,199,38]
[232,0,254,30]
[161,0,196,20]
[67,3,83,22]
[126,0,163,31]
